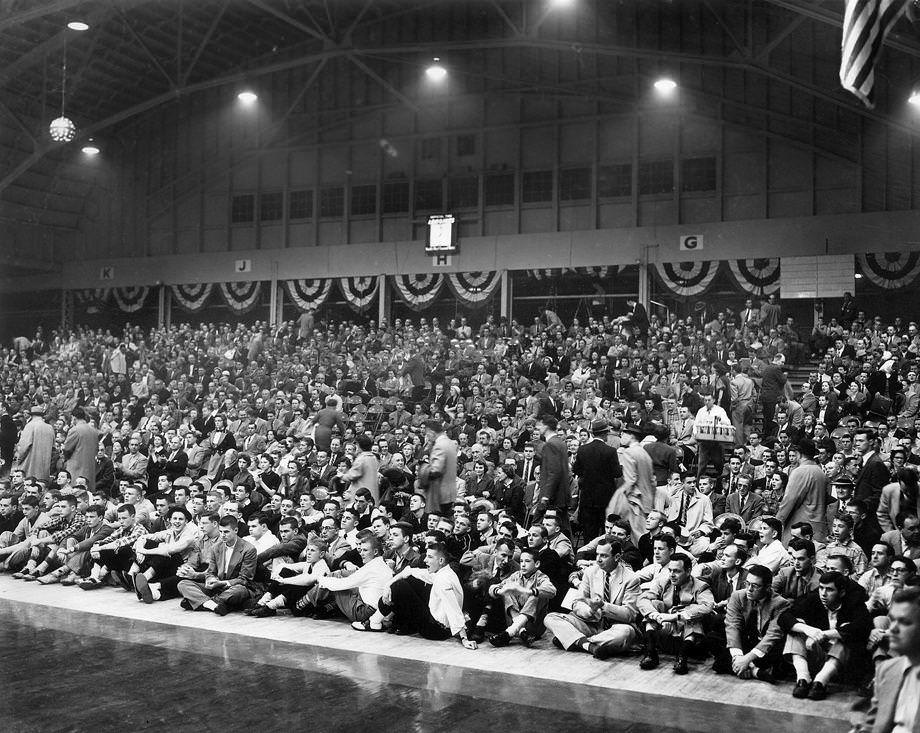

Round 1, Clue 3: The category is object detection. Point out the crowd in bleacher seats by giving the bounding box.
[1,296,919,725]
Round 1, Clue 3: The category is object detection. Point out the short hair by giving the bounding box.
[892,585,920,606]
[411,492,427,505]
[719,517,742,535]
[670,553,693,572]
[611,520,632,536]
[597,538,623,557]
[219,515,239,530]
[896,511,918,528]
[745,564,773,586]
[248,513,269,527]
[355,487,374,503]
[833,513,855,529]
[391,521,414,538]
[789,537,817,557]
[537,414,557,430]
[529,524,548,539]
[654,533,677,551]
[356,434,373,451]
[826,553,854,574]
[60,495,78,507]
[519,547,538,562]
[323,498,341,511]
[790,521,813,537]
[19,495,39,508]
[306,538,328,552]
[894,556,917,574]
[427,541,448,562]
[201,512,221,525]
[278,516,300,531]
[760,517,783,537]
[818,570,848,592]
[846,499,869,516]
[494,538,516,554]
[169,506,191,521]
[359,534,383,555]
[729,545,749,565]
[116,503,135,516]
[84,503,106,517]
[873,541,895,557]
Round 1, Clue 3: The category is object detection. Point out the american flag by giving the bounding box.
[840,0,911,108]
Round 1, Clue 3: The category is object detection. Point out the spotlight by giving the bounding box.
[82,140,100,156]
[654,77,677,94]
[237,90,258,105]
[425,58,447,82]
[550,0,575,6]
[909,87,920,107]
[67,21,90,31]
[854,273,863,279]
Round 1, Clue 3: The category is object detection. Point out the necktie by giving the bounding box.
[605,572,612,602]
[524,461,531,482]
[671,584,681,610]
[678,493,688,527]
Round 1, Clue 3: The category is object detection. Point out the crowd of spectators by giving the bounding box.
[1,294,918,728]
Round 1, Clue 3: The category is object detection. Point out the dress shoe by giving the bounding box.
[134,574,154,604]
[468,627,486,643]
[639,653,660,670]
[808,682,828,701]
[754,667,775,684]
[792,679,812,699]
[551,637,565,650]
[673,656,689,675]
[591,642,618,661]
[711,657,732,675]
[180,599,194,611]
[488,631,511,648]
[213,602,230,616]
[251,606,276,618]
[518,630,535,648]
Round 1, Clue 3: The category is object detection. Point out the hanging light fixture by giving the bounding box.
[49,47,76,142]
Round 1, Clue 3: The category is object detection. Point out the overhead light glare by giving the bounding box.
[909,88,920,107]
[654,77,677,94]
[425,58,447,82]
[67,21,90,31]
[237,90,258,105]
[82,140,100,156]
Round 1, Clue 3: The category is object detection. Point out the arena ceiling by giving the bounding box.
[2,0,920,276]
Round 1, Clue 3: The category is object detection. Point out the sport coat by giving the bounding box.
[726,491,765,524]
[724,588,790,656]
[572,562,640,625]
[855,453,892,507]
[206,538,257,587]
[858,657,920,733]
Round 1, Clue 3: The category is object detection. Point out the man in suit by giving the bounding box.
[853,585,920,733]
[881,513,920,562]
[855,428,893,514]
[162,435,189,483]
[544,538,640,659]
[516,443,540,485]
[344,434,381,503]
[714,564,790,679]
[420,420,457,514]
[239,423,267,456]
[534,415,571,536]
[666,474,714,557]
[725,475,765,526]
[773,538,822,601]
[669,406,697,466]
[776,439,829,543]
[177,515,256,615]
[779,570,872,700]
[609,424,656,544]
[62,407,99,492]
[572,420,622,542]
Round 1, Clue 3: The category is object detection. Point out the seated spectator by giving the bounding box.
[486,547,556,648]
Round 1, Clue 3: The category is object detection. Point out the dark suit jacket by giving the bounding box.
[538,435,571,508]
[855,453,891,507]
[778,587,871,648]
[163,450,189,482]
[494,477,526,526]
[206,538,257,587]
[572,439,622,509]
[697,565,747,603]
[726,491,765,524]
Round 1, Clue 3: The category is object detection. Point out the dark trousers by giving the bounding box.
[696,441,725,483]
[97,546,135,572]
[380,576,452,640]
[579,505,605,545]
[138,544,183,579]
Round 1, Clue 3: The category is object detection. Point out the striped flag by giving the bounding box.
[840,0,911,108]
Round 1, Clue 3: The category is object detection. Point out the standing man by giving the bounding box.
[730,362,755,447]
[62,407,99,493]
[693,393,730,484]
[535,415,571,536]
[854,428,890,515]
[572,420,622,542]
[760,354,788,438]
[776,439,828,543]
[15,405,54,484]
[420,420,457,514]
[344,435,380,503]
[609,424,656,543]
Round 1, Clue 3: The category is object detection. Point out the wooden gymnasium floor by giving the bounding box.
[0,576,858,733]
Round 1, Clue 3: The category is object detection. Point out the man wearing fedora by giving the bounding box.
[573,420,622,542]
[776,438,829,544]
[15,405,54,484]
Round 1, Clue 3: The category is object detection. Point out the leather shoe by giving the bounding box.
[180,599,194,611]
[673,656,689,675]
[792,679,812,699]
[808,682,828,701]
[214,602,230,616]
[251,605,276,618]
[134,574,154,604]
[591,642,618,661]
[639,654,660,670]
[488,631,511,648]
[518,630,535,648]
[468,627,486,643]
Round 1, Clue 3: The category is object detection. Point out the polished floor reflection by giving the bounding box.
[0,611,679,733]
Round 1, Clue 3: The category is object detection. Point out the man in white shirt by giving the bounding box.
[314,532,392,622]
[746,517,791,574]
[694,393,730,484]
[363,541,478,649]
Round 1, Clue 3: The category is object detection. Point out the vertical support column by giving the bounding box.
[499,270,512,321]
[157,285,166,328]
[60,290,73,332]
[269,262,279,328]
[638,258,649,312]
[377,274,390,326]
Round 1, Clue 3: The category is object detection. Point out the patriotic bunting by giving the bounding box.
[338,276,379,312]
[391,273,444,310]
[219,281,262,313]
[654,261,719,297]
[73,288,110,306]
[840,0,910,108]
[112,286,150,313]
[857,252,920,289]
[170,283,214,313]
[446,271,501,305]
[528,266,617,280]
[284,279,332,312]
[727,259,781,296]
